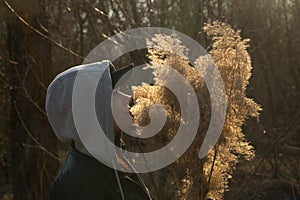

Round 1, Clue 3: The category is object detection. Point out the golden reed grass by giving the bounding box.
[128,21,261,200]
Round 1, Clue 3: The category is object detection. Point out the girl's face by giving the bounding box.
[111,89,132,134]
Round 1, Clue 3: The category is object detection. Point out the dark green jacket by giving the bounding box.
[50,146,152,200]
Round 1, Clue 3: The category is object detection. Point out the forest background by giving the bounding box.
[0,0,299,199]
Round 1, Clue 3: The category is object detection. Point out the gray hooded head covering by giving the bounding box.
[46,60,154,200]
[46,60,118,166]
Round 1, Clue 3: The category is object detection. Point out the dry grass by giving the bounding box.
[128,21,261,200]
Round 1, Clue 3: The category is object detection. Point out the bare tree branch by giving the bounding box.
[13,101,58,160]
[4,0,84,60]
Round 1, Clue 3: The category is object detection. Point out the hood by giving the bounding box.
[46,60,116,166]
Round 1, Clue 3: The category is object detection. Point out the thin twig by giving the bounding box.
[4,0,84,60]
[14,101,59,160]
[207,146,217,188]
[14,65,47,116]
[233,110,300,200]
[137,142,160,200]
[83,0,101,42]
